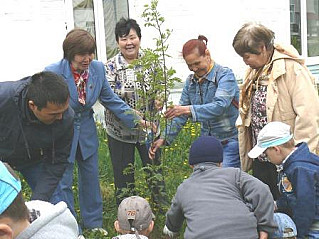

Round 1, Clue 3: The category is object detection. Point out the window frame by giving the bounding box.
[65,0,129,62]
[298,0,319,64]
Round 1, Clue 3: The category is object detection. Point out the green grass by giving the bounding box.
[21,121,200,239]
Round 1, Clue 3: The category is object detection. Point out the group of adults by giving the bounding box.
[0,16,318,238]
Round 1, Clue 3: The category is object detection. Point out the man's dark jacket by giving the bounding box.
[0,76,74,200]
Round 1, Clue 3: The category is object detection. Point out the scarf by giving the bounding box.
[71,65,89,105]
[239,61,272,123]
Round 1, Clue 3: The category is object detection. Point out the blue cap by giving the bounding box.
[0,162,21,214]
[189,136,223,165]
[272,213,297,238]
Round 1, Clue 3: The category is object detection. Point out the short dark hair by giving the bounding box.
[115,18,141,42]
[26,71,70,110]
[0,192,29,222]
[0,164,29,222]
[232,22,275,56]
[63,28,96,62]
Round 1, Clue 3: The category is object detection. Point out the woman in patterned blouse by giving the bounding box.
[105,18,168,208]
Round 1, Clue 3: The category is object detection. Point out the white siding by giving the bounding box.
[1,0,292,83]
[129,0,290,81]
[1,0,68,82]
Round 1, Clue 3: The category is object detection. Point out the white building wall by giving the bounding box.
[1,0,291,83]
[129,0,290,81]
[0,0,68,82]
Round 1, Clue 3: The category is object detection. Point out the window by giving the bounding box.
[72,0,97,56]
[71,0,128,61]
[102,0,129,59]
[290,0,319,58]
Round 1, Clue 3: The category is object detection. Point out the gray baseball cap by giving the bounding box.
[117,196,154,232]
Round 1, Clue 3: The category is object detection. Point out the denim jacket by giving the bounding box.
[163,63,239,144]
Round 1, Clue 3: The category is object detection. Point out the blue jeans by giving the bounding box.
[50,146,103,231]
[306,220,319,238]
[272,213,297,238]
[222,138,240,168]
[18,162,44,192]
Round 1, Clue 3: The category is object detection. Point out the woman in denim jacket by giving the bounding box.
[149,35,240,168]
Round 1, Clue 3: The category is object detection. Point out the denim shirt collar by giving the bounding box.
[191,63,219,85]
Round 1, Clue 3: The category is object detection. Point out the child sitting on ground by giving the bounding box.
[248,121,319,238]
[113,196,155,239]
[163,135,277,239]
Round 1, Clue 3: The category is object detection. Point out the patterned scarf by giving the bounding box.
[239,62,273,122]
[71,65,89,105]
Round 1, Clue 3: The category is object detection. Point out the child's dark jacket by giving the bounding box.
[276,142,319,238]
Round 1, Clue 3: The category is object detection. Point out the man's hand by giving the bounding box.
[164,105,191,119]
[149,138,165,159]
[259,231,268,239]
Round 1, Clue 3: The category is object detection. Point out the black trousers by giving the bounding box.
[252,159,281,200]
[107,134,166,206]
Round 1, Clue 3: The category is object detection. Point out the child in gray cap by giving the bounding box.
[113,196,155,239]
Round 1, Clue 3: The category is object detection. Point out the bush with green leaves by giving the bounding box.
[130,0,181,143]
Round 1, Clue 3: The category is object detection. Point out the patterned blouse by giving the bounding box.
[104,53,151,143]
[251,83,268,162]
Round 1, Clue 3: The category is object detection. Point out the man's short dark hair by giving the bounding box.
[115,18,141,42]
[26,71,70,110]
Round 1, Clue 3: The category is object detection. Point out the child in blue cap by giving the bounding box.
[249,121,319,238]
[0,161,29,238]
[164,135,277,239]
[0,161,79,238]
